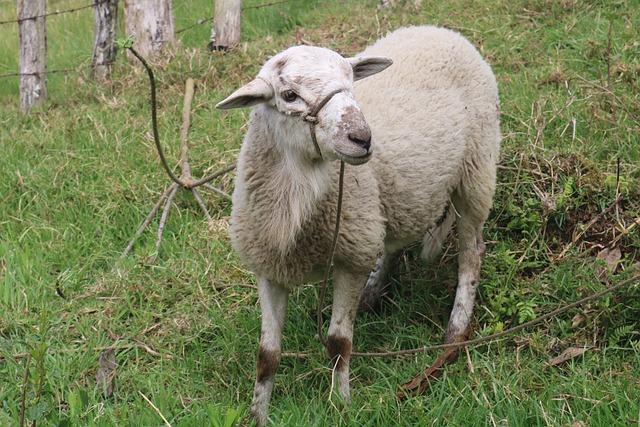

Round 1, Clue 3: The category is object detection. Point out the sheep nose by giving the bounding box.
[348,130,372,151]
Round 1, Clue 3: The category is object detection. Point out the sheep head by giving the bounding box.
[216,46,392,165]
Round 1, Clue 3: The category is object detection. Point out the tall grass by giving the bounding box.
[1,0,639,425]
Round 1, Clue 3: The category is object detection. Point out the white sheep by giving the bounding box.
[216,26,500,425]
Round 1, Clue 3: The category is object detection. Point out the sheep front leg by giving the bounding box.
[326,269,367,403]
[250,276,289,426]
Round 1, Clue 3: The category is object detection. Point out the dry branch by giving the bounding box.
[118,57,236,261]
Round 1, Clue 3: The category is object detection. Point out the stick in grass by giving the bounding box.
[116,56,236,261]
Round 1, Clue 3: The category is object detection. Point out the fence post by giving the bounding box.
[123,0,175,60]
[18,0,47,113]
[211,0,241,51]
[91,0,119,81]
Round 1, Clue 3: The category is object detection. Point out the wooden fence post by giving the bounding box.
[91,0,119,80]
[211,0,241,51]
[123,0,175,61]
[18,0,47,113]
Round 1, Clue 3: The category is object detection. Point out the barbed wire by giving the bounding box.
[0,68,81,79]
[0,0,112,26]
[244,0,298,10]
[176,0,299,34]
[1,0,298,28]
[0,0,301,80]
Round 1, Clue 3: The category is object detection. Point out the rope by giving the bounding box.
[303,88,344,158]
[127,45,236,189]
[316,161,346,348]
[352,273,640,358]
[311,148,639,358]
[127,47,184,187]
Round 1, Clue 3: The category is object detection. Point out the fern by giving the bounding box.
[607,324,638,347]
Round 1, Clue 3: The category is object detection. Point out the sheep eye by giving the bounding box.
[281,90,298,102]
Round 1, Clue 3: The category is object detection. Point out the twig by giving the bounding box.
[2,349,74,361]
[191,162,237,188]
[191,188,213,221]
[555,194,624,261]
[93,343,175,360]
[140,323,163,336]
[120,185,173,260]
[139,391,172,427]
[132,338,175,359]
[281,352,309,359]
[180,78,195,175]
[155,183,180,254]
[202,182,232,200]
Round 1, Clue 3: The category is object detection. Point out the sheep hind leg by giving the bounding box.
[327,269,368,404]
[250,276,289,426]
[397,202,486,399]
[444,201,487,345]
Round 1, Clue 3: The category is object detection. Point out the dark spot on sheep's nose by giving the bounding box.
[349,130,372,151]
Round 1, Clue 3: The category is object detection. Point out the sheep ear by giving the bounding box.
[216,78,274,110]
[347,56,393,81]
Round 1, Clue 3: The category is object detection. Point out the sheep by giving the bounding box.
[216,25,501,425]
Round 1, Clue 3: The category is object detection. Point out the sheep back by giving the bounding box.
[354,26,501,251]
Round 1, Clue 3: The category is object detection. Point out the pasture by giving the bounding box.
[1,0,639,425]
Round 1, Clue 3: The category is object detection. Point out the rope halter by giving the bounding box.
[302,88,345,159]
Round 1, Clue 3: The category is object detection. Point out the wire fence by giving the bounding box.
[0,0,300,80]
[0,0,110,25]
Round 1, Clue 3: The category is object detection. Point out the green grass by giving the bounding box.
[1,0,639,425]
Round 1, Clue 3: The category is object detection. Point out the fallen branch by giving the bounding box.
[117,46,237,261]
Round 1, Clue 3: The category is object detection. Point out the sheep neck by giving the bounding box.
[249,107,334,256]
[265,153,333,257]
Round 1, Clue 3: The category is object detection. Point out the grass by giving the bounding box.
[1,0,639,425]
